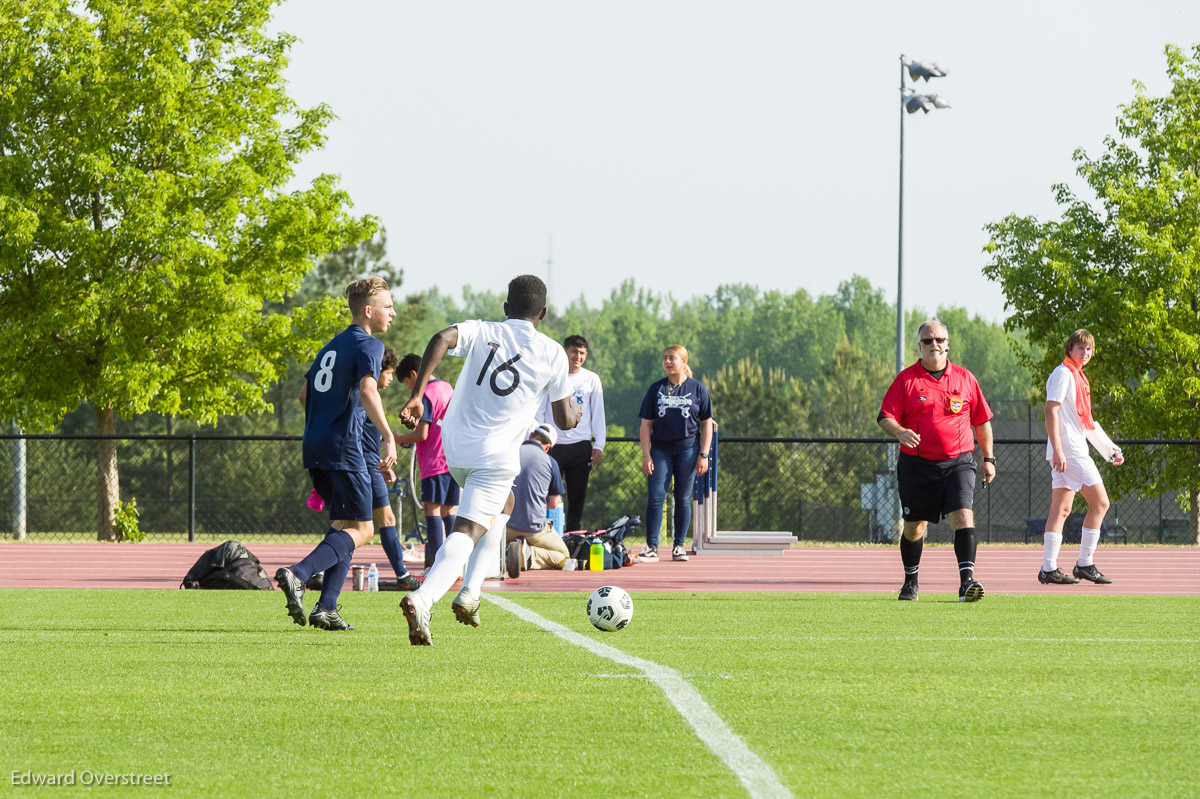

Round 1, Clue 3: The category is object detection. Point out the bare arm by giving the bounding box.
[400,326,457,429]
[394,420,431,446]
[696,417,714,476]
[973,420,995,484]
[640,418,654,475]
[551,396,581,430]
[1045,401,1066,472]
[359,375,397,472]
[547,494,562,509]
[298,382,307,408]
[878,416,920,449]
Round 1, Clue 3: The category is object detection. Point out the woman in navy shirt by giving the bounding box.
[637,345,714,562]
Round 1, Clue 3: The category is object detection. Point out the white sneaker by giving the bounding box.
[637,547,659,562]
[672,545,689,562]
[400,591,432,646]
[452,587,481,627]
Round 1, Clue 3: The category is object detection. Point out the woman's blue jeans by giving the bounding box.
[644,438,700,549]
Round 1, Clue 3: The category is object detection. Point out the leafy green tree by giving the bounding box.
[0,0,373,538]
[705,355,809,437]
[808,338,894,438]
[983,44,1200,543]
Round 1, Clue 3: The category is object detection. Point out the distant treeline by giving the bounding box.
[62,270,1035,439]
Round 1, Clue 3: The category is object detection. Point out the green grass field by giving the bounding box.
[1,589,1196,798]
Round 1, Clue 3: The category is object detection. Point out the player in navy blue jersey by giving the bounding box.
[275,277,398,631]
[361,348,420,592]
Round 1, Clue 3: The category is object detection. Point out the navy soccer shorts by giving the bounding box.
[420,473,461,506]
[369,467,390,511]
[309,468,373,522]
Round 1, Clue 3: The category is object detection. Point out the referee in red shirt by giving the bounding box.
[878,320,996,602]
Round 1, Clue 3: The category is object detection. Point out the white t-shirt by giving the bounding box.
[1045,364,1090,461]
[536,367,607,450]
[441,318,572,473]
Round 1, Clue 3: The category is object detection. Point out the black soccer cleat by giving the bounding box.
[898,582,919,601]
[309,604,354,631]
[394,573,422,591]
[1073,564,1113,584]
[275,567,306,626]
[959,580,985,603]
[1038,568,1080,585]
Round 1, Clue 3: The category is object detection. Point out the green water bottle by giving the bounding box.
[589,540,604,571]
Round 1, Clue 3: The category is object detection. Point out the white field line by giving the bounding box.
[483,593,792,799]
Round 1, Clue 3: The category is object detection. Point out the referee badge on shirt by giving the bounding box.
[947,396,964,414]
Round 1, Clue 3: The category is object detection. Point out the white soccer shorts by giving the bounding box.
[1050,457,1103,491]
[449,466,519,527]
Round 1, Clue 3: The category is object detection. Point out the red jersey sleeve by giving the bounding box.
[968,373,993,426]
[879,374,906,423]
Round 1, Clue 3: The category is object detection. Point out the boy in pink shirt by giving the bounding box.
[395,353,460,567]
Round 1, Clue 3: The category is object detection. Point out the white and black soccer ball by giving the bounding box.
[587,585,633,631]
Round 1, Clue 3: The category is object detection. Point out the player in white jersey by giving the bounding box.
[1039,328,1124,586]
[397,275,580,645]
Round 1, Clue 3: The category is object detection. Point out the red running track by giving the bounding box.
[0,544,1197,596]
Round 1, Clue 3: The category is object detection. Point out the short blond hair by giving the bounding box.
[664,344,693,378]
[346,277,390,317]
[1064,328,1095,357]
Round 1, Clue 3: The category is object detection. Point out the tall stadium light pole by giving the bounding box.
[896,55,950,373]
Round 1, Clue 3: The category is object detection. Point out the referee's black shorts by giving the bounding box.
[896,452,977,523]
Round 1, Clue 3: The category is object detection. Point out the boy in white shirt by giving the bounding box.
[397,275,580,645]
[536,334,606,532]
[1040,328,1124,585]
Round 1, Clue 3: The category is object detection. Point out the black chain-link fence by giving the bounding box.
[1,433,1196,544]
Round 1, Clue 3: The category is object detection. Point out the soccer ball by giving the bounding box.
[587,585,633,631]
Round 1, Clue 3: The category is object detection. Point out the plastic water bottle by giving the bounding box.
[589,541,604,571]
[367,563,379,592]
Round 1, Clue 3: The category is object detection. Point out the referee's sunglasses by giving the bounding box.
[920,336,948,345]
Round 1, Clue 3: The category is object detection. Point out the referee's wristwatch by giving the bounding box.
[698,454,709,459]
[983,457,997,465]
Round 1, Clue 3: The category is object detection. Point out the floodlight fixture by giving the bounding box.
[896,55,951,373]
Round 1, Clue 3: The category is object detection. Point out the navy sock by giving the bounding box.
[954,527,977,584]
[292,529,355,584]
[425,515,445,569]
[318,549,352,611]
[378,525,407,577]
[900,536,923,583]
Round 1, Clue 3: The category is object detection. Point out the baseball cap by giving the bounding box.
[531,422,558,447]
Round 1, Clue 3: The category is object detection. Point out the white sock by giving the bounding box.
[1078,526,1100,567]
[462,513,509,601]
[419,532,475,604]
[1042,532,1062,573]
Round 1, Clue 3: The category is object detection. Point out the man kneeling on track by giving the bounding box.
[505,423,569,576]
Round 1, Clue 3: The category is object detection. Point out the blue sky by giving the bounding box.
[272,1,1200,321]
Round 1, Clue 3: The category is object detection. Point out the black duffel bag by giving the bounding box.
[181,540,273,590]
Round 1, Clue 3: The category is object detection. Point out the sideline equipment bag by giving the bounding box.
[564,515,640,570]
[180,540,273,590]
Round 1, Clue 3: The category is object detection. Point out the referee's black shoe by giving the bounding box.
[274,567,306,626]
[959,579,985,603]
[898,582,919,601]
[1073,564,1113,584]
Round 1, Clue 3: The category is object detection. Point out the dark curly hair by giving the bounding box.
[381,348,400,373]
[506,274,547,320]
